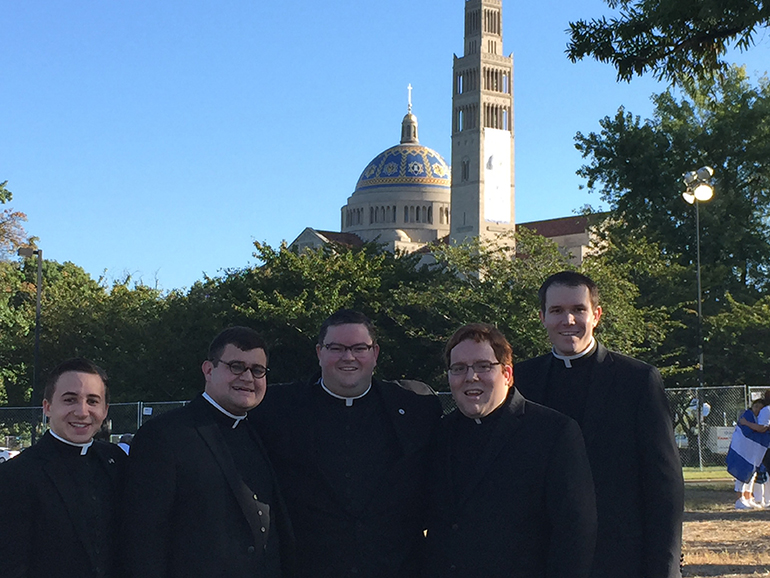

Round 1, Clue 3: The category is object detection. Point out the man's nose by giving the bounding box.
[340,347,356,360]
[73,400,89,415]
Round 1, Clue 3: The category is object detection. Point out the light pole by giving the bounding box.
[682,166,714,470]
[17,247,43,412]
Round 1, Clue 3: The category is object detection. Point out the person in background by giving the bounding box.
[117,433,133,455]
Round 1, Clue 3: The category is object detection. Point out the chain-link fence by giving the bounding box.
[0,401,188,451]
[667,386,750,469]
[439,386,766,469]
[0,406,46,450]
[3,388,769,469]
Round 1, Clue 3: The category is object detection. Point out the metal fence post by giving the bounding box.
[696,388,704,470]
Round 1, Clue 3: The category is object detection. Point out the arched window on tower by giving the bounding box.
[370,207,374,224]
[416,206,421,222]
[404,206,409,223]
[410,206,415,222]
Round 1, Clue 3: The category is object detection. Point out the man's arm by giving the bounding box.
[544,418,597,578]
[637,366,685,578]
[120,422,178,578]
[0,461,32,578]
[738,417,770,433]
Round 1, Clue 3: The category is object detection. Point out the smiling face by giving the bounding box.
[317,323,379,397]
[540,283,602,356]
[202,344,267,415]
[43,371,108,444]
[448,339,513,419]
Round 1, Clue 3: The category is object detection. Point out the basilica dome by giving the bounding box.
[353,144,450,193]
[340,94,452,252]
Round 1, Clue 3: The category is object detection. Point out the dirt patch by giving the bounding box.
[683,483,770,577]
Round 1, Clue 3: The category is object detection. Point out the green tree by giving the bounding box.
[567,0,770,84]
[0,181,31,259]
[706,293,770,385]
[576,66,770,302]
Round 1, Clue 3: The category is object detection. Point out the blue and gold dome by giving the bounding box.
[354,144,450,193]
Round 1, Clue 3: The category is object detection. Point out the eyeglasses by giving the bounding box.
[448,361,502,376]
[322,343,375,356]
[214,359,269,379]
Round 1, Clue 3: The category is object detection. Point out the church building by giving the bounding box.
[290,0,590,262]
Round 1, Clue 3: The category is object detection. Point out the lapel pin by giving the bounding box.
[108,458,115,464]
[398,409,405,415]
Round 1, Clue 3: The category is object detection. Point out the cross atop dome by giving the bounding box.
[401,84,419,144]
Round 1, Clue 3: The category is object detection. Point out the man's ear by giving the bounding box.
[201,359,214,380]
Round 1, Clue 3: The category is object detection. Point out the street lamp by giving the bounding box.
[17,247,43,411]
[682,166,714,470]
[682,166,714,387]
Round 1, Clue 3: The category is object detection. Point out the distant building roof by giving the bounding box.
[518,215,593,238]
[312,230,365,247]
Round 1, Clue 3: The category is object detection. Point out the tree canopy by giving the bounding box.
[575,66,770,302]
[567,0,770,84]
[0,181,31,259]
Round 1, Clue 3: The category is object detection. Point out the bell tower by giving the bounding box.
[450,0,515,245]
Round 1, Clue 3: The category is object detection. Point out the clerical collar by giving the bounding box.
[466,394,509,425]
[48,429,93,455]
[320,379,371,407]
[202,392,246,429]
[552,338,597,368]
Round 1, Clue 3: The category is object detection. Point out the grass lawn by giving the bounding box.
[683,467,732,482]
[683,481,770,577]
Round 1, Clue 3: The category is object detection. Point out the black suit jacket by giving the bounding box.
[515,344,684,578]
[121,394,295,578]
[424,389,597,578]
[0,431,127,578]
[251,377,443,578]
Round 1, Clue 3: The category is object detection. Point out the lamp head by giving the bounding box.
[693,183,714,202]
[683,171,699,187]
[696,166,714,181]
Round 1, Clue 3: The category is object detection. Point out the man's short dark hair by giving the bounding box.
[44,358,109,404]
[318,309,377,345]
[538,271,600,313]
[444,323,514,368]
[208,326,269,363]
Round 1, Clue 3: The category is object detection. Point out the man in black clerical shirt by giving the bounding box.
[0,358,126,578]
[515,271,684,578]
[424,323,596,578]
[252,309,442,578]
[121,327,294,578]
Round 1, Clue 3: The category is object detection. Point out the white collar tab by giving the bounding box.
[551,337,597,368]
[320,379,371,407]
[203,392,247,428]
[49,429,93,455]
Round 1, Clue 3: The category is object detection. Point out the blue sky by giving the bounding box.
[2,0,768,291]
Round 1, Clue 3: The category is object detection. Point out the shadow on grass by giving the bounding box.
[684,509,770,522]
[683,563,770,577]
